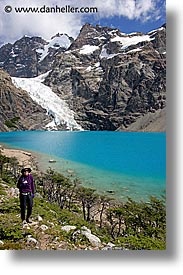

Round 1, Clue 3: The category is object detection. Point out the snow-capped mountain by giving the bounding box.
[0,23,166,132]
[0,33,73,78]
[44,23,166,131]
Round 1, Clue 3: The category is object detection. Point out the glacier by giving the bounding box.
[12,74,83,131]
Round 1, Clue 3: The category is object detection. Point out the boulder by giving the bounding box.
[81,226,101,247]
[40,224,48,231]
[61,225,76,233]
[27,235,38,245]
[37,215,43,222]
[0,240,4,245]
[82,232,101,247]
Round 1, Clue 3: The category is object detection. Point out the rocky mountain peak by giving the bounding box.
[0,33,73,78]
[45,23,166,131]
[0,23,166,131]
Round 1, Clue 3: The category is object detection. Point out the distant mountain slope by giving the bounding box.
[117,109,166,132]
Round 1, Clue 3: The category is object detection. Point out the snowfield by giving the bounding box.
[12,74,83,131]
[36,34,72,62]
[111,34,154,50]
[79,45,99,55]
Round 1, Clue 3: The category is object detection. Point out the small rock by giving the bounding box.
[47,221,54,227]
[101,246,111,251]
[81,226,91,234]
[78,244,87,249]
[22,223,30,229]
[107,242,115,248]
[106,190,115,194]
[102,242,115,250]
[113,247,123,250]
[9,187,19,198]
[40,224,48,231]
[37,215,43,222]
[35,193,43,199]
[61,225,76,233]
[67,169,74,174]
[27,236,38,245]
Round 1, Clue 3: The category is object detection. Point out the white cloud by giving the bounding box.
[0,0,164,44]
[0,0,83,43]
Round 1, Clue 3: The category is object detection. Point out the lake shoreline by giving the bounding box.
[0,143,39,173]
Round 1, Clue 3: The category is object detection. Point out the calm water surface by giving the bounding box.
[0,131,166,201]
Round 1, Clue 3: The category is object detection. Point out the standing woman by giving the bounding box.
[17,168,35,224]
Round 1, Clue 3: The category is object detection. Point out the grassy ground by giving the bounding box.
[0,178,110,250]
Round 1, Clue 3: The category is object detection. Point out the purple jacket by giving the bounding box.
[17,174,35,194]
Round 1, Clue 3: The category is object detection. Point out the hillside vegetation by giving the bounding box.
[0,154,166,250]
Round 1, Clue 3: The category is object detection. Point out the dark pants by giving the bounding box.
[20,193,33,221]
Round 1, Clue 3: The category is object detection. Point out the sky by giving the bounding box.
[0,0,166,44]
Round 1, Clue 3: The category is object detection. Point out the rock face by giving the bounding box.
[44,23,166,131]
[0,34,73,77]
[0,23,166,131]
[0,69,51,131]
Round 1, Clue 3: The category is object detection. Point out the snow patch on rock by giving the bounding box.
[79,45,99,55]
[111,34,154,50]
[37,34,71,62]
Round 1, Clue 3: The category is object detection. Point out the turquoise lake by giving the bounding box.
[0,131,166,201]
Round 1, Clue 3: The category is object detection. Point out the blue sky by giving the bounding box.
[85,0,166,34]
[0,0,166,44]
[87,13,165,34]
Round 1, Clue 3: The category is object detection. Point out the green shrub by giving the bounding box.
[0,218,23,241]
[4,117,20,128]
[115,235,166,250]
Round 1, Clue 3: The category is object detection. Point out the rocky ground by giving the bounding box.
[0,179,123,250]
